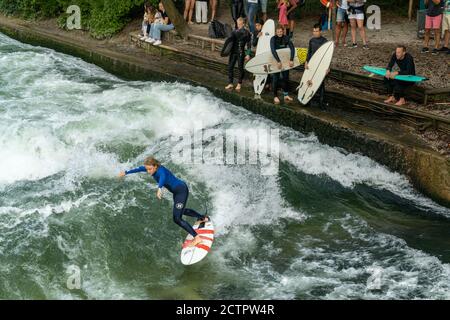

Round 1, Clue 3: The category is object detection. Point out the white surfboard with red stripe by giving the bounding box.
[181,219,214,265]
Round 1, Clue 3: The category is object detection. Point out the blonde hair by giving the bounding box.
[144,156,160,167]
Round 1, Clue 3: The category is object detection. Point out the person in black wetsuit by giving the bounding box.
[383,45,416,106]
[270,24,295,105]
[225,17,252,92]
[119,156,209,248]
[305,23,329,109]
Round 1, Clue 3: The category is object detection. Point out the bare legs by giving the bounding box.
[335,22,348,46]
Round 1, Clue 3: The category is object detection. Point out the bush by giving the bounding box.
[0,0,152,38]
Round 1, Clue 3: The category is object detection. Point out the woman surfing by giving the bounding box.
[119,156,209,247]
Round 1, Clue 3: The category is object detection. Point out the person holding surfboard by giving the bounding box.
[270,24,295,105]
[119,157,209,248]
[225,17,252,92]
[383,46,416,106]
[305,23,329,109]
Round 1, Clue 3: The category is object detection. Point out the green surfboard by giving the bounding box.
[363,65,428,83]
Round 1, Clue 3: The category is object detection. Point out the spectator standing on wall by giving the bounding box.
[348,0,369,49]
[335,0,349,47]
[422,0,445,55]
[231,0,245,29]
[278,0,290,35]
[259,0,268,22]
[196,0,208,24]
[184,0,196,25]
[286,0,298,40]
[438,0,450,54]
[247,0,260,33]
[209,0,218,22]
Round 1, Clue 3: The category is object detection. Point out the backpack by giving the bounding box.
[209,20,232,39]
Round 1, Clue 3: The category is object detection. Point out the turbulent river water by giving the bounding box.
[0,32,449,299]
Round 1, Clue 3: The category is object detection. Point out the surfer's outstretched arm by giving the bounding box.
[119,166,147,177]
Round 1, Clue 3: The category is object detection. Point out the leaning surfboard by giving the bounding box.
[298,41,334,105]
[362,65,428,83]
[181,219,215,265]
[245,47,306,75]
[253,19,275,95]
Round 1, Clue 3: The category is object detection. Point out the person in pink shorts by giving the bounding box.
[422,0,445,55]
[278,0,290,34]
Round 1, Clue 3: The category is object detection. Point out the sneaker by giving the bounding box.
[421,47,429,53]
[139,35,147,41]
[153,40,162,46]
[438,46,449,52]
[431,48,439,55]
[352,43,358,48]
[145,37,155,43]
[363,44,369,50]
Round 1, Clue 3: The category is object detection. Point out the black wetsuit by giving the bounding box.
[384,52,416,100]
[270,34,295,98]
[228,27,251,84]
[306,36,328,108]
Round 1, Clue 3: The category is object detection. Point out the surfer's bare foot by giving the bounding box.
[395,98,406,106]
[188,235,203,247]
[225,84,233,90]
[384,96,396,104]
[235,84,241,92]
[284,95,293,102]
[274,97,280,105]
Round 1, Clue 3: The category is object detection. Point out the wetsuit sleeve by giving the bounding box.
[270,37,281,63]
[399,55,416,75]
[252,31,258,48]
[245,31,252,55]
[306,40,313,63]
[386,53,396,71]
[157,168,166,189]
[289,40,295,61]
[125,166,146,175]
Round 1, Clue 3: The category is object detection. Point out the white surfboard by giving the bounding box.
[297,41,334,105]
[180,219,214,265]
[253,19,275,95]
[245,47,301,75]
